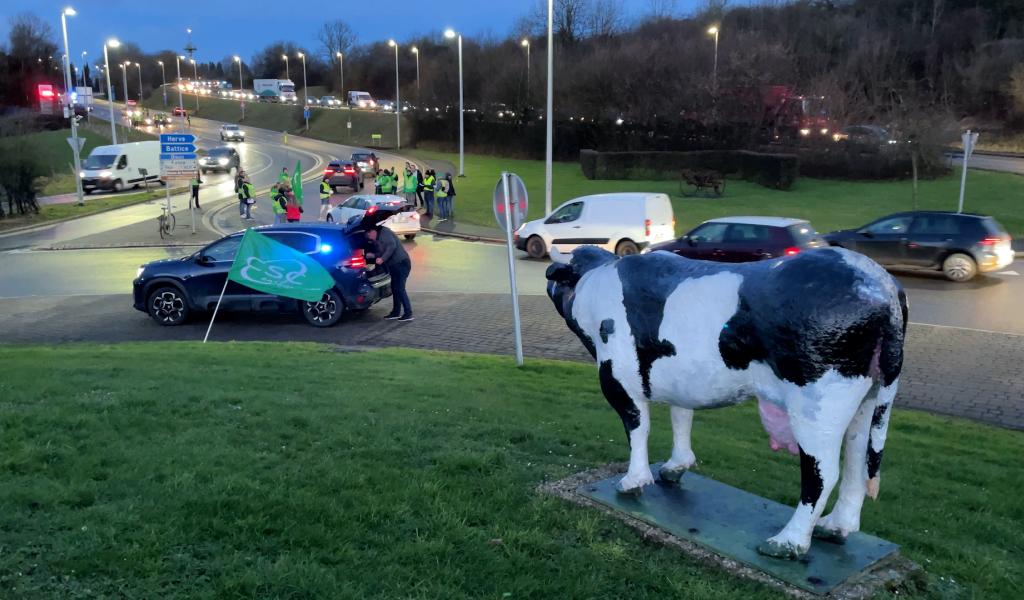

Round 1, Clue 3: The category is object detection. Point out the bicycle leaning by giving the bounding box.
[157,203,176,239]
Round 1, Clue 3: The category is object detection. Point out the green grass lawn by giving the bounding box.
[408,150,1024,237]
[0,186,185,232]
[142,92,411,149]
[0,343,1019,598]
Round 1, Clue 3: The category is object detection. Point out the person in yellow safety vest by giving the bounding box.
[319,177,333,221]
[379,170,395,194]
[435,173,450,222]
[422,170,436,217]
[279,167,290,185]
[402,165,419,207]
[238,179,255,221]
[271,184,287,224]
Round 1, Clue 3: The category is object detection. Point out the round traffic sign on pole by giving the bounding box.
[493,172,529,232]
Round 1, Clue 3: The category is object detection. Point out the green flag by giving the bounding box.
[291,160,303,205]
[227,229,334,302]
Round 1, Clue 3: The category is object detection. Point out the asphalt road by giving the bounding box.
[949,151,1024,175]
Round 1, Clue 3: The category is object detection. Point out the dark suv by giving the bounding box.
[324,161,364,193]
[824,211,1014,282]
[647,217,827,262]
[351,152,379,177]
[133,223,392,327]
[199,147,240,174]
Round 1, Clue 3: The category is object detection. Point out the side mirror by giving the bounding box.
[687,237,697,247]
[859,230,874,238]
[197,254,213,265]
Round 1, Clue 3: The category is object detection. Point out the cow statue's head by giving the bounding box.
[545,246,618,357]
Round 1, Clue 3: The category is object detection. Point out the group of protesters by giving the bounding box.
[382,162,456,222]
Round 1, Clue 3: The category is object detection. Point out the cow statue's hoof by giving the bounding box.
[756,538,806,560]
[812,524,849,545]
[658,464,688,483]
[615,471,654,495]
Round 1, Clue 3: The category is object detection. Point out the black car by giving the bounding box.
[324,161,364,193]
[199,146,240,174]
[351,152,379,177]
[647,217,827,262]
[133,223,392,327]
[824,211,1014,282]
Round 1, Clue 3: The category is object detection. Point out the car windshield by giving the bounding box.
[352,154,372,161]
[209,148,232,157]
[322,96,334,101]
[355,94,371,100]
[224,125,238,130]
[83,154,116,169]
[281,84,295,93]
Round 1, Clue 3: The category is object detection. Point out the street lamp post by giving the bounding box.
[298,52,308,130]
[175,55,185,125]
[103,39,119,144]
[335,51,344,97]
[708,26,720,99]
[544,0,554,215]
[444,28,465,177]
[281,54,289,80]
[134,62,142,102]
[119,62,129,117]
[60,7,85,207]
[234,55,245,119]
[521,39,530,92]
[388,40,401,149]
[80,50,87,86]
[190,59,199,112]
[157,60,167,106]
[410,46,419,102]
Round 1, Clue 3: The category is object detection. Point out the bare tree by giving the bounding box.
[317,20,356,62]
[588,0,625,37]
[8,13,55,60]
[645,0,678,20]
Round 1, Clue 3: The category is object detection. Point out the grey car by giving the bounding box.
[199,147,240,174]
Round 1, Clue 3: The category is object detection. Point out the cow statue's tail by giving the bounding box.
[865,286,907,499]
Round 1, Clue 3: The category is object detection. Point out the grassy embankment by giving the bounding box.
[408,150,1024,237]
[0,343,1019,598]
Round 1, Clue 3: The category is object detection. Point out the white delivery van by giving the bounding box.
[514,193,675,258]
[347,91,376,109]
[80,141,163,194]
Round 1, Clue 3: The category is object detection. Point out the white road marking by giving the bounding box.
[908,321,1024,337]
[994,270,1019,276]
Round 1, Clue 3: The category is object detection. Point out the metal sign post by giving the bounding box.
[957,130,979,214]
[159,133,198,236]
[494,172,529,366]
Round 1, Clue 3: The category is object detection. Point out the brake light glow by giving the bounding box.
[324,169,334,176]
[39,89,55,98]
[784,247,800,256]
[342,249,366,269]
[979,237,1003,246]
[343,167,356,175]
[365,205,378,215]
[410,212,419,220]
[645,219,652,237]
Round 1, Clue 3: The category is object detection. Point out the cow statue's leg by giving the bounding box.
[659,406,696,483]
[757,379,870,559]
[814,380,898,543]
[599,360,655,493]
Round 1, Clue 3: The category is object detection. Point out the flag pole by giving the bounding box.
[203,276,230,343]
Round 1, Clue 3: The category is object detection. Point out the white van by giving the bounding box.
[80,141,163,194]
[515,193,675,258]
[347,91,376,109]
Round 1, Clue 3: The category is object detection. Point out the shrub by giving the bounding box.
[579,149,797,190]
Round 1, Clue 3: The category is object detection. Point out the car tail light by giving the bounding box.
[784,247,800,256]
[324,169,334,176]
[645,219,652,237]
[343,167,356,175]
[365,205,378,215]
[979,236,1006,246]
[341,249,366,269]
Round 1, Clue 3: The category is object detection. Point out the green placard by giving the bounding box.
[371,134,382,141]
[579,466,899,595]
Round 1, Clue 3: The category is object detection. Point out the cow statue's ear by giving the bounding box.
[545,262,578,284]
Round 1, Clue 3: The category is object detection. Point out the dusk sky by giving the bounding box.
[3,0,715,66]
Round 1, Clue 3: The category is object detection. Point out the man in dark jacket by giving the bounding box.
[366,225,413,322]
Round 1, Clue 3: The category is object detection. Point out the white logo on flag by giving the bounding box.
[239,257,308,288]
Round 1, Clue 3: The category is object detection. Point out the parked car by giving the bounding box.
[351,152,379,177]
[326,195,420,240]
[133,223,392,327]
[172,106,187,116]
[823,211,1014,282]
[199,146,240,174]
[324,161,364,192]
[514,193,675,258]
[220,123,245,142]
[647,217,827,262]
[320,95,340,107]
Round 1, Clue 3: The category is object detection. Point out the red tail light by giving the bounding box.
[39,89,55,98]
[979,237,1004,246]
[342,249,366,269]
[324,169,334,176]
[783,247,801,256]
[410,212,419,220]
[365,205,378,215]
[644,218,652,237]
[343,167,356,175]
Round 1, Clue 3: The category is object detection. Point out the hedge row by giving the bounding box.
[580,149,798,190]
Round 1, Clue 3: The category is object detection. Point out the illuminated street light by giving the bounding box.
[281,54,289,80]
[521,38,530,90]
[410,47,419,101]
[60,6,84,206]
[335,51,344,97]
[157,60,167,106]
[297,52,308,129]
[708,25,720,98]
[387,40,401,149]
[444,28,464,176]
[102,38,119,143]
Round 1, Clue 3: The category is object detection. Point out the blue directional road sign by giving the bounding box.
[161,143,196,153]
[159,133,199,180]
[304,108,311,119]
[160,133,196,145]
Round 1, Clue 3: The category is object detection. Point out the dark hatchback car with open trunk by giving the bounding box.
[647,216,827,262]
[823,211,1014,282]
[133,223,391,327]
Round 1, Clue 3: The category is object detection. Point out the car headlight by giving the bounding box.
[79,171,85,177]
[799,128,811,136]
[820,128,828,135]
[100,171,112,178]
[218,158,229,166]
[238,131,245,136]
[136,266,145,279]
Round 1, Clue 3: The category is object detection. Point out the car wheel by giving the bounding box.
[616,240,640,256]
[404,234,416,241]
[302,288,344,327]
[148,286,189,326]
[83,189,92,195]
[112,179,123,192]
[526,236,547,259]
[942,252,977,282]
[326,214,334,223]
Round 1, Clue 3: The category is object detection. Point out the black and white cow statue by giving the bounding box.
[546,245,907,559]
